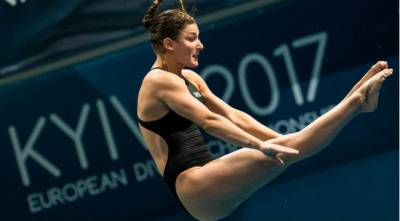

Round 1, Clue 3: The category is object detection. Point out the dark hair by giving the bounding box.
[142,0,196,53]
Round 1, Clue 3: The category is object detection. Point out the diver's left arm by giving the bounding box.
[185,70,282,140]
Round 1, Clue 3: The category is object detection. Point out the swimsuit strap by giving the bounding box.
[150,67,190,85]
[150,66,164,71]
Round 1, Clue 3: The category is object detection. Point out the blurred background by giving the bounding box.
[0,0,398,220]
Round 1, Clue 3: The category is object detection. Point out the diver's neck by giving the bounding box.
[153,55,184,76]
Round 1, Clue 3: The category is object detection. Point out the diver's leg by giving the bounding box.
[176,68,393,221]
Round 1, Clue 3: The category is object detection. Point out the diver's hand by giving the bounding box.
[259,142,299,166]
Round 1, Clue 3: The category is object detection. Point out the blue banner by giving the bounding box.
[0,0,397,220]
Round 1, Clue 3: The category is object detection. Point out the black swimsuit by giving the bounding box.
[137,68,214,210]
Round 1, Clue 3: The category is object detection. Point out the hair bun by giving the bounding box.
[142,0,163,29]
[142,15,153,30]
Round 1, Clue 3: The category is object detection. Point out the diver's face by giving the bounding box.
[172,23,204,68]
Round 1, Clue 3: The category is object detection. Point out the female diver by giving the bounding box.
[136,1,394,220]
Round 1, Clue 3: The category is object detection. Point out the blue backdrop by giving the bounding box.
[0,0,398,220]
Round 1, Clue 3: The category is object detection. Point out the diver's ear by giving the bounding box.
[162,37,175,52]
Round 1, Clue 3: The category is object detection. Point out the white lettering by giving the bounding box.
[4,0,28,6]
[27,193,42,213]
[201,65,235,102]
[274,44,304,105]
[62,183,79,202]
[109,96,145,148]
[9,117,61,187]
[86,176,100,195]
[133,160,157,182]
[97,99,119,160]
[50,104,90,169]
[269,105,334,134]
[238,53,279,115]
[292,32,328,102]
[110,168,128,186]
[4,0,16,6]
[47,188,65,205]
[26,169,128,213]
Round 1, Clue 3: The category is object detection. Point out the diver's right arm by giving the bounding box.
[153,73,298,161]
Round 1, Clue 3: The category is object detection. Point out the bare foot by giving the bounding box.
[343,61,389,101]
[353,68,393,113]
